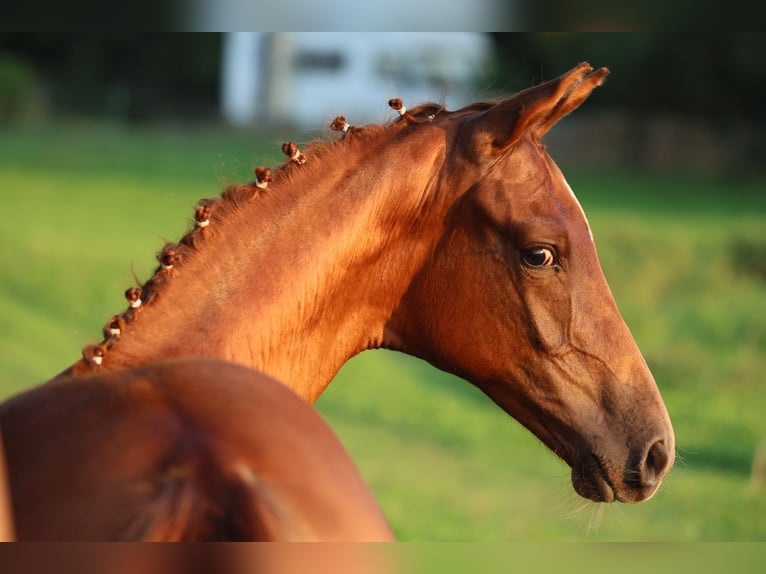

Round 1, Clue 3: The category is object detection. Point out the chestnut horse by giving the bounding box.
[0,63,674,539]
[0,432,12,541]
[0,359,392,541]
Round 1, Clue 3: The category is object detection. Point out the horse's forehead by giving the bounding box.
[545,156,594,243]
[488,139,548,183]
[489,145,594,243]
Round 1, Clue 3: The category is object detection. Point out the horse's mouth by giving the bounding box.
[525,421,617,502]
[571,456,616,503]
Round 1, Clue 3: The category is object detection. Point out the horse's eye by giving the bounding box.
[522,247,557,268]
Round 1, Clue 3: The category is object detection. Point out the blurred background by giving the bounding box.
[0,33,764,541]
[3,33,765,174]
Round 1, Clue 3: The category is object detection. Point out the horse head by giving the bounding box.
[385,63,674,503]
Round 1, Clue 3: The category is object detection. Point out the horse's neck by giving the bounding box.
[83,141,444,402]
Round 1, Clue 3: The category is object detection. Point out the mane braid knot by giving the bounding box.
[82,343,107,367]
[195,204,211,228]
[388,98,407,116]
[158,246,181,271]
[103,315,126,341]
[125,287,142,309]
[330,115,354,134]
[254,166,272,189]
[281,142,306,165]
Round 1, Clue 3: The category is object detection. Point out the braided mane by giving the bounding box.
[79,99,456,371]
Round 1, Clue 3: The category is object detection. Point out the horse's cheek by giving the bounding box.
[520,280,571,354]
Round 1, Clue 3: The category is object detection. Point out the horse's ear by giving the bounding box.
[469,62,609,153]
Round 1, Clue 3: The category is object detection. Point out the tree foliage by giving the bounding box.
[1,33,764,123]
[488,33,766,121]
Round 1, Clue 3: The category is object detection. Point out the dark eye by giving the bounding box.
[521,247,557,268]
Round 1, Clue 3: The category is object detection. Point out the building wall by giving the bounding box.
[220,33,494,129]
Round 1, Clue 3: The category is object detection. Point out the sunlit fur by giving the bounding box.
[0,63,675,540]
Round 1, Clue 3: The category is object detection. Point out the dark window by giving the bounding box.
[294,50,345,72]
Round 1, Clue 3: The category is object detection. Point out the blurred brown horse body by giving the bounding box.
[0,63,674,540]
[0,359,392,541]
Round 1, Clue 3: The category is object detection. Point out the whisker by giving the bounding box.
[586,502,606,535]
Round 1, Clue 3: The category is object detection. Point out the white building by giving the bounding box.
[221,33,495,129]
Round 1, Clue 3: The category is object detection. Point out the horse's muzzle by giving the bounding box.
[571,436,674,503]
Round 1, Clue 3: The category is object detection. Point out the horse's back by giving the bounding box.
[0,358,393,541]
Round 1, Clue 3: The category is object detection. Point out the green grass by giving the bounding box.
[1,122,765,540]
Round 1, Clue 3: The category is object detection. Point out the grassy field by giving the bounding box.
[0,121,764,540]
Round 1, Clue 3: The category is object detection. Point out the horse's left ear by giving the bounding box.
[468,62,609,153]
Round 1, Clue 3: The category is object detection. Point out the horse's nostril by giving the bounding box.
[641,439,670,488]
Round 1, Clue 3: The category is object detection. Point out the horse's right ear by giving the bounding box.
[466,62,609,156]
